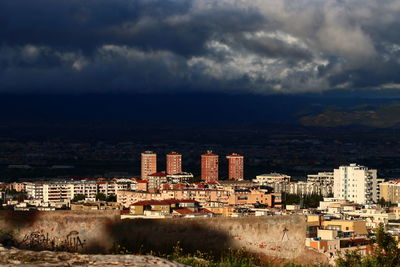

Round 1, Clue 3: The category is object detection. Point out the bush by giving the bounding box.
[0,230,16,247]
[71,194,85,202]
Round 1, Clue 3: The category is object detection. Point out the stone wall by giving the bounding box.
[0,211,320,262]
[0,211,120,252]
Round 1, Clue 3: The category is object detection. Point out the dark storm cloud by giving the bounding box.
[1,0,400,94]
[0,0,263,56]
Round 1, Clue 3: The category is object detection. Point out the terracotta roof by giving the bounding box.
[172,184,187,189]
[163,199,180,204]
[164,199,197,204]
[177,199,198,203]
[174,208,213,215]
[131,199,197,206]
[174,208,194,214]
[161,184,171,190]
[131,200,170,206]
[198,208,213,214]
[148,172,167,177]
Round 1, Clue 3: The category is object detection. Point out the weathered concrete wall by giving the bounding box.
[0,211,309,261]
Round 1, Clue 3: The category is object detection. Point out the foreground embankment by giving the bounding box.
[0,211,327,265]
[0,244,184,266]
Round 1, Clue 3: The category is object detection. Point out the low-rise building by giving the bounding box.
[147,172,168,192]
[380,180,400,204]
[117,188,281,210]
[167,172,193,184]
[321,220,368,236]
[126,199,213,218]
[307,172,334,186]
[70,201,121,211]
[267,181,333,196]
[253,173,290,184]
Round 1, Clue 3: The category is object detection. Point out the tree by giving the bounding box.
[281,192,324,208]
[336,223,400,267]
[377,197,393,207]
[72,194,85,202]
[336,249,363,267]
[96,192,106,201]
[106,194,117,202]
[371,224,400,266]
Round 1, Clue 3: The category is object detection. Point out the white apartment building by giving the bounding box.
[147,172,168,191]
[167,172,194,184]
[307,172,334,185]
[333,163,378,204]
[43,182,70,202]
[68,181,98,200]
[26,179,134,203]
[267,181,333,196]
[25,182,44,200]
[253,173,291,184]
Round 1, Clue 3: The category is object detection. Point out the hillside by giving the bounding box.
[299,103,400,128]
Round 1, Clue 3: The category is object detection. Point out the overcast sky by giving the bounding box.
[1,0,400,94]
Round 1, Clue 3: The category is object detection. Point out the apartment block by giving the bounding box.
[167,172,193,184]
[307,172,334,185]
[117,188,281,208]
[141,151,157,179]
[166,152,182,175]
[201,151,219,183]
[226,153,244,180]
[333,163,378,204]
[268,181,333,196]
[26,179,135,203]
[147,172,168,192]
[380,180,400,203]
[253,173,290,184]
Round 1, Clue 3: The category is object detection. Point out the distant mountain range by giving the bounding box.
[299,103,400,128]
[1,92,400,128]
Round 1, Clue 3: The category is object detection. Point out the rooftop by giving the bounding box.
[257,173,290,177]
[148,172,167,177]
[167,152,181,156]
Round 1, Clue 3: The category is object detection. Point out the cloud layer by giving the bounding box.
[1,0,400,94]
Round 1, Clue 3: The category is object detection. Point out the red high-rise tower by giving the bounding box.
[226,153,244,180]
[201,150,218,183]
[141,151,157,179]
[166,152,182,175]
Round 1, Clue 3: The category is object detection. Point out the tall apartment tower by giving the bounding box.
[166,152,182,175]
[141,151,157,180]
[201,150,219,183]
[333,163,378,204]
[226,153,244,180]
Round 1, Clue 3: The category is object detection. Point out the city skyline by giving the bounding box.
[140,150,245,181]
